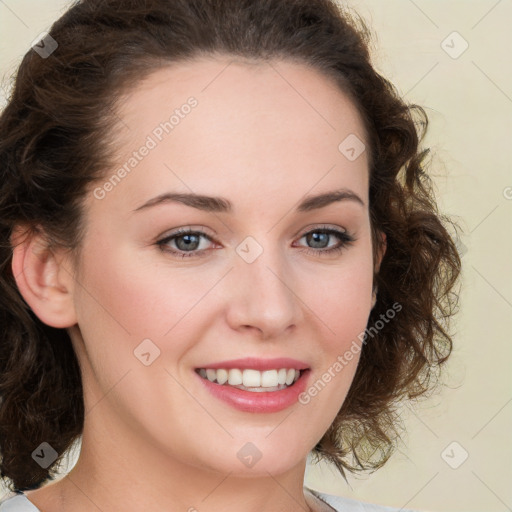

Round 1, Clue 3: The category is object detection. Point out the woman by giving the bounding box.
[0,0,461,511]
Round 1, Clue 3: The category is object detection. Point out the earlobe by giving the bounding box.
[371,287,378,309]
[10,225,77,328]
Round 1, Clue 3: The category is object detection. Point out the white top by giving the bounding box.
[307,488,417,511]
[0,488,417,511]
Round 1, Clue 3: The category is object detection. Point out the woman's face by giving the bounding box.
[67,56,380,477]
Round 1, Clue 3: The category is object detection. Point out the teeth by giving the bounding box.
[243,369,261,387]
[216,368,228,385]
[197,368,303,390]
[261,370,277,387]
[228,368,243,386]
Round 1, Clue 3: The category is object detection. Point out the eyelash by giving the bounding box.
[156,226,355,259]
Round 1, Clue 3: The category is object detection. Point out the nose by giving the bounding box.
[224,242,303,340]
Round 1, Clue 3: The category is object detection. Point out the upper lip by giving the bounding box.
[195,357,310,371]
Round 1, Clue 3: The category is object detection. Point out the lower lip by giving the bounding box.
[196,370,311,413]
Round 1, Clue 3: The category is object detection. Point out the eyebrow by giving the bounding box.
[132,188,365,214]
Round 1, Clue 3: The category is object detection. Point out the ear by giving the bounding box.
[374,231,387,273]
[371,231,387,308]
[10,225,78,328]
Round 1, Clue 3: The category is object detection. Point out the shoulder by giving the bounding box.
[308,488,418,512]
[0,493,40,512]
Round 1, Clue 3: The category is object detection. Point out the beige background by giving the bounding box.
[1,1,511,511]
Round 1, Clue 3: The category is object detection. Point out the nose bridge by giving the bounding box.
[227,234,301,336]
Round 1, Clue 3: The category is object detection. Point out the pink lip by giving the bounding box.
[195,357,310,371]
[196,368,311,413]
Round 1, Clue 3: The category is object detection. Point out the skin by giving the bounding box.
[12,56,385,512]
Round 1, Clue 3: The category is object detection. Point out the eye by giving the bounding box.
[156,225,355,259]
[295,226,355,256]
[156,227,215,258]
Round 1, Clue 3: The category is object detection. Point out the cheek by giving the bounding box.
[299,245,375,347]
[294,254,373,428]
[75,239,190,334]
[71,242,203,423]
[72,240,214,373]
[292,244,374,411]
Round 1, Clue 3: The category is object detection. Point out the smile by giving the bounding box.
[195,366,311,413]
[196,367,302,392]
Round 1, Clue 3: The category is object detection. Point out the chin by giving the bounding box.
[188,439,308,477]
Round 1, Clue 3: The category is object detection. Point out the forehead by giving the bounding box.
[95,56,369,214]
[116,56,366,144]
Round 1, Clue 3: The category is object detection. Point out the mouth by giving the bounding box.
[194,367,307,393]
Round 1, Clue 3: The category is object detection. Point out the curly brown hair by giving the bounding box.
[0,0,461,493]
